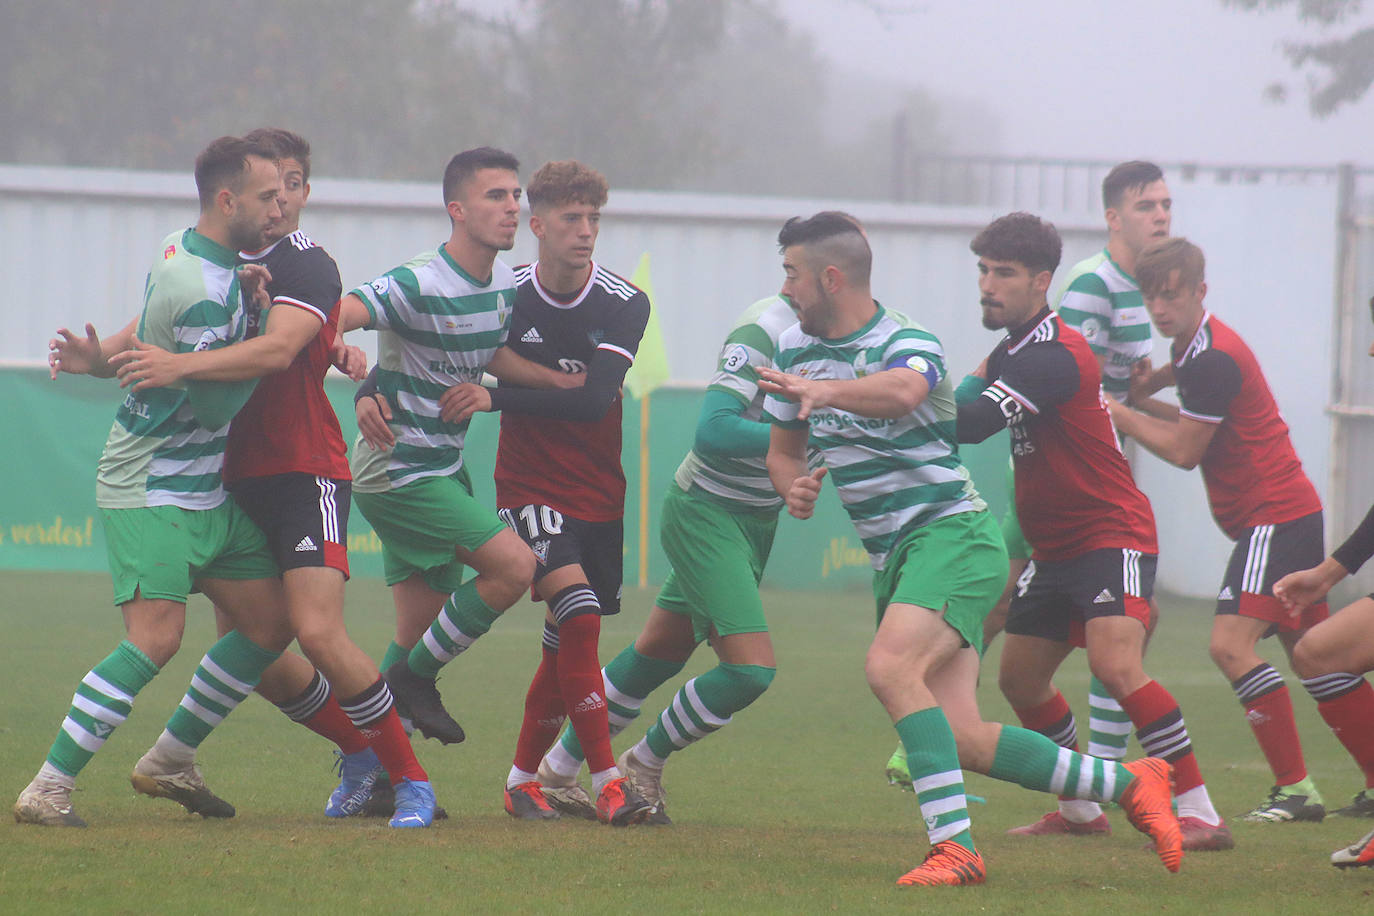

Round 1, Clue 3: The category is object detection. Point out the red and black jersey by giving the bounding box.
[959,308,1157,561]
[493,261,650,521]
[1172,311,1320,540]
[224,229,349,484]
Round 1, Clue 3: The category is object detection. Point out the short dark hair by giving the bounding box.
[243,127,311,181]
[442,147,520,204]
[1135,237,1205,297]
[527,160,608,210]
[193,135,277,211]
[969,212,1062,275]
[777,212,872,285]
[1102,160,1164,210]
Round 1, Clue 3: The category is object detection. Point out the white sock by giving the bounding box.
[631,739,667,771]
[1058,798,1104,824]
[36,761,74,789]
[146,729,196,771]
[1175,784,1221,824]
[506,765,538,790]
[542,743,582,780]
[590,766,621,795]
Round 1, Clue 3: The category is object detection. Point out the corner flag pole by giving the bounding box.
[623,252,669,590]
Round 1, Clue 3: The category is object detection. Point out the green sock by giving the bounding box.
[46,640,160,777]
[557,644,685,762]
[379,640,407,674]
[988,724,1134,803]
[407,581,501,678]
[1086,675,1131,760]
[895,707,974,852]
[165,630,281,749]
[642,663,774,761]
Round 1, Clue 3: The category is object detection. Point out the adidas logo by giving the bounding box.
[1092,588,1115,604]
[532,539,551,564]
[537,715,567,729]
[1218,586,1235,601]
[520,326,544,344]
[573,691,604,714]
[295,536,318,552]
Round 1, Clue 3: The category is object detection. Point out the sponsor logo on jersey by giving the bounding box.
[193,329,219,352]
[369,277,391,297]
[1092,588,1115,604]
[906,355,930,374]
[1078,316,1103,343]
[1218,585,1235,601]
[532,539,551,564]
[295,536,318,552]
[164,244,177,259]
[521,326,544,344]
[722,344,749,372]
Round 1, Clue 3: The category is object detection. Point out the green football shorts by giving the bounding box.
[353,467,507,592]
[1000,457,1031,561]
[873,508,1008,656]
[101,501,278,605]
[655,484,779,642]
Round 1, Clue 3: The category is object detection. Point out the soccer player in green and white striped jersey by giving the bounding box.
[757,212,1182,888]
[536,294,824,822]
[340,149,571,756]
[15,137,302,828]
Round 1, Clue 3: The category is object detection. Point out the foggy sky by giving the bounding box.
[784,0,1372,166]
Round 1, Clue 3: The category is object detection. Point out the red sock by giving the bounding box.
[1318,680,1374,787]
[513,648,566,774]
[556,614,613,773]
[1121,679,1205,794]
[301,694,369,755]
[1243,686,1308,785]
[1014,690,1076,744]
[340,679,427,784]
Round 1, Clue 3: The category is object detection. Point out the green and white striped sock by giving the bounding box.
[407,582,501,678]
[641,663,774,763]
[988,724,1134,803]
[45,640,160,777]
[1086,676,1132,761]
[164,630,280,749]
[896,707,974,851]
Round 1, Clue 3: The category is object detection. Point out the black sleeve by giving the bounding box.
[354,365,379,403]
[1176,350,1241,422]
[487,347,630,421]
[272,246,342,318]
[1333,502,1374,575]
[957,343,1079,443]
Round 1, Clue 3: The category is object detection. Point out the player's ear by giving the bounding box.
[529,212,545,240]
[1033,269,1053,295]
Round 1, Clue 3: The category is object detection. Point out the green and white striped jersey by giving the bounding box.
[674,296,821,510]
[1055,248,1151,398]
[97,229,256,510]
[350,245,515,492]
[765,304,984,570]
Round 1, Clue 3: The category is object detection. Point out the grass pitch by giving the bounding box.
[3,570,1372,914]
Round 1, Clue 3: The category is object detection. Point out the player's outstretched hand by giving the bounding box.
[110,336,182,390]
[1273,560,1343,616]
[439,382,492,424]
[757,366,827,420]
[784,466,828,520]
[356,391,395,450]
[49,323,105,379]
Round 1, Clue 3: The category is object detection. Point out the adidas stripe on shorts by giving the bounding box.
[1216,510,1327,632]
[229,472,351,576]
[1006,547,1156,648]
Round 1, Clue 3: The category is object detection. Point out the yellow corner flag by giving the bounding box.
[623,252,670,399]
[622,252,669,588]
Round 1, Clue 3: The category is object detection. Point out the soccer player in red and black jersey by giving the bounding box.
[1111,237,1374,826]
[955,213,1231,851]
[439,160,656,825]
[109,128,436,826]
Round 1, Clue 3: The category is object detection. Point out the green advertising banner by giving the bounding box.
[1,368,1011,592]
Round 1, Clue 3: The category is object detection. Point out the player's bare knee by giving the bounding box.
[1291,636,1333,680]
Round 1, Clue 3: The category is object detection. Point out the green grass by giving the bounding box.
[2,570,1372,914]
